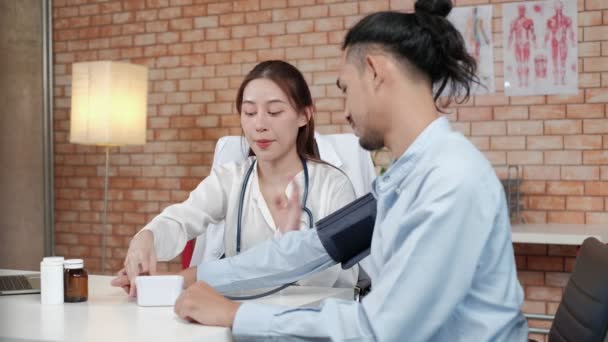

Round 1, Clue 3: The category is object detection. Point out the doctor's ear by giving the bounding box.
[297,106,314,128]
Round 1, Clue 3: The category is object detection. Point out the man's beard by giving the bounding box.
[359,128,384,151]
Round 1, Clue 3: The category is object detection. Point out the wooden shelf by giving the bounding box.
[512,224,607,245]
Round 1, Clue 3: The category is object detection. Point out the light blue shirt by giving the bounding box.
[197,117,528,341]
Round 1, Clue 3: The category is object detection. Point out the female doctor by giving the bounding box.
[112,60,358,295]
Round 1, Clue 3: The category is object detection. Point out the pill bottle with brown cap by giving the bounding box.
[64,259,88,302]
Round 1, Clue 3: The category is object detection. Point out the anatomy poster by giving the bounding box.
[448,5,495,94]
[502,0,578,96]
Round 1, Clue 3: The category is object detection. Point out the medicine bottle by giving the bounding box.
[63,259,88,302]
[40,256,65,305]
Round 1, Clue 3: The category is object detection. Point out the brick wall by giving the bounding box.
[52,0,607,337]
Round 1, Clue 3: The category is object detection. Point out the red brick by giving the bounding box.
[544,151,582,165]
[564,135,603,149]
[527,257,564,272]
[507,121,543,135]
[518,271,544,285]
[169,18,193,30]
[583,150,608,165]
[585,88,608,103]
[548,211,586,224]
[300,32,328,46]
[232,25,258,38]
[526,286,563,301]
[458,107,492,121]
[183,5,207,17]
[245,10,272,24]
[471,121,506,136]
[220,13,245,26]
[520,181,546,194]
[260,0,286,10]
[272,8,299,21]
[146,21,169,32]
[316,45,343,58]
[562,166,600,180]
[583,119,608,133]
[530,105,566,119]
[544,120,582,135]
[507,151,543,165]
[528,196,565,210]
[301,5,328,19]
[547,91,585,105]
[585,181,608,195]
[233,0,260,12]
[586,211,608,223]
[194,16,218,28]
[522,300,547,315]
[329,2,358,17]
[566,104,605,118]
[490,136,526,150]
[510,96,546,106]
[494,106,528,120]
[206,27,230,40]
[514,243,548,256]
[566,196,604,210]
[135,9,157,21]
[524,166,561,180]
[359,0,389,13]
[527,136,563,150]
[315,17,343,31]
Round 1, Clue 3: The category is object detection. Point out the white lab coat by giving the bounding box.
[142,156,359,288]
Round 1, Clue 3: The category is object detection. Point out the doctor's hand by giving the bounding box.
[111,266,198,296]
[115,230,158,297]
[277,181,302,235]
[174,282,241,327]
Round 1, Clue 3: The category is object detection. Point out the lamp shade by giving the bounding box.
[70,61,148,146]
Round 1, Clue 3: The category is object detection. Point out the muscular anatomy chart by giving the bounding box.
[448,5,495,94]
[503,0,578,96]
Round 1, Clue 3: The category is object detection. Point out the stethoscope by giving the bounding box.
[235,156,313,254]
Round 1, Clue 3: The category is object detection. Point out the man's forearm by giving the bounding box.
[197,230,335,293]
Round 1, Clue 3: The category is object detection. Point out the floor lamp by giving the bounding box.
[70,61,148,273]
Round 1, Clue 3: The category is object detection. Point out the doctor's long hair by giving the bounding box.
[236,60,320,160]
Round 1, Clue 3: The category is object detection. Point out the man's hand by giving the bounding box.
[110,230,157,297]
[174,282,241,327]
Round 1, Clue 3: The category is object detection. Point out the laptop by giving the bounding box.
[0,274,41,295]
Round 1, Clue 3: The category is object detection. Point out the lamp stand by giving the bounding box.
[101,146,110,274]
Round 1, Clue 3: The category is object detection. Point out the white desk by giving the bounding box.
[0,270,353,342]
[512,224,607,245]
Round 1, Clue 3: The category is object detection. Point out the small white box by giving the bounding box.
[135,275,184,307]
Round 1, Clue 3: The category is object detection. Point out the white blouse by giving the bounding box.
[142,157,358,288]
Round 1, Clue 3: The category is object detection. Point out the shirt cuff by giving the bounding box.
[232,302,284,339]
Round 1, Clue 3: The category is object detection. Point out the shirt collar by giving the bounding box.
[314,133,343,168]
[374,116,451,194]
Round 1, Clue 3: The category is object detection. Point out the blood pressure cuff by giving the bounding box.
[316,193,377,270]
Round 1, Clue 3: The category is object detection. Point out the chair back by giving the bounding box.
[548,237,608,342]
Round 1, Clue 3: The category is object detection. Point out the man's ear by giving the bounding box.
[297,106,313,127]
[365,55,385,91]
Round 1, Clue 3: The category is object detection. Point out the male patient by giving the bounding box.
[113,3,528,341]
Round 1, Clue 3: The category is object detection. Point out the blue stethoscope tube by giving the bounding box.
[236,157,313,254]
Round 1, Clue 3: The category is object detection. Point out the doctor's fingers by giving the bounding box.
[139,252,158,275]
[124,255,144,297]
[110,268,129,286]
